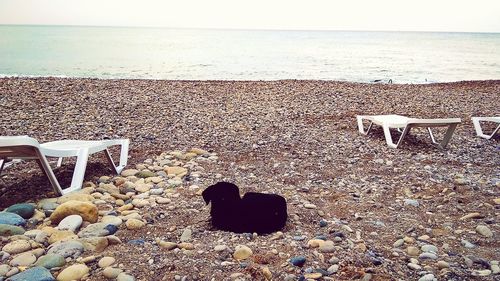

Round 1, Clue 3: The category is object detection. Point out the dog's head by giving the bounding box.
[202,182,241,205]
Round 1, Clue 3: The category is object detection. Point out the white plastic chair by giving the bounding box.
[0,136,129,195]
[357,114,461,149]
[471,117,500,140]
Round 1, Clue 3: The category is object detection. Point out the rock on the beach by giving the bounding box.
[48,230,78,244]
[135,171,156,178]
[5,203,35,219]
[164,166,188,177]
[103,267,123,279]
[5,266,54,281]
[2,240,31,254]
[116,273,135,281]
[57,193,94,204]
[0,212,26,226]
[157,240,177,250]
[56,264,89,281]
[35,254,66,269]
[47,241,85,258]
[131,199,149,208]
[50,200,98,224]
[10,252,36,266]
[233,245,252,260]
[57,215,83,232]
[418,274,436,281]
[98,257,116,268]
[125,219,145,230]
[319,240,336,253]
[101,216,123,226]
[78,237,109,252]
[78,223,118,238]
[476,225,493,238]
[0,224,25,236]
[290,256,306,267]
[180,228,192,242]
[121,169,139,177]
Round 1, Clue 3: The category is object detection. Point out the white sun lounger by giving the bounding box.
[357,114,461,149]
[0,136,129,195]
[471,117,500,140]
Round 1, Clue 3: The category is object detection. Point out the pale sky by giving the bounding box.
[1,0,499,32]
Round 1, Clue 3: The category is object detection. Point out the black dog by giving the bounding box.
[202,182,287,234]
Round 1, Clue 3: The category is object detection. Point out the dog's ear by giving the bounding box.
[202,184,215,205]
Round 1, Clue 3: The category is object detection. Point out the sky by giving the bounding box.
[0,0,499,32]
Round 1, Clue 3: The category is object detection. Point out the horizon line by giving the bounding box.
[1,23,499,34]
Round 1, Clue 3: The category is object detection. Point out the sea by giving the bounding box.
[1,25,499,83]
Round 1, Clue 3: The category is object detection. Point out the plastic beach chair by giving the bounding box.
[471,117,500,140]
[0,136,129,195]
[357,114,461,149]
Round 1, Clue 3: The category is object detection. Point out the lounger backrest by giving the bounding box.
[0,136,41,159]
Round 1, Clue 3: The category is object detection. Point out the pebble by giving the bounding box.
[0,264,9,276]
[0,224,25,236]
[262,267,272,280]
[461,239,475,248]
[304,203,317,209]
[125,219,145,230]
[101,216,123,226]
[421,244,438,253]
[116,273,136,281]
[50,200,98,224]
[290,256,306,267]
[156,197,171,204]
[5,266,54,281]
[476,225,493,238]
[419,252,438,260]
[437,260,449,269]
[407,263,421,270]
[2,240,31,254]
[471,269,491,276]
[418,273,436,281]
[10,252,36,266]
[34,254,66,269]
[57,215,83,232]
[47,241,85,258]
[0,212,26,226]
[131,199,149,208]
[98,256,116,268]
[135,170,156,178]
[5,203,35,219]
[393,239,404,247]
[214,245,228,252]
[78,222,118,238]
[233,245,252,260]
[406,246,420,256]
[319,240,335,253]
[121,169,139,177]
[327,264,339,273]
[157,240,177,250]
[460,212,482,220]
[180,228,192,242]
[56,264,89,281]
[102,267,123,279]
[404,199,419,207]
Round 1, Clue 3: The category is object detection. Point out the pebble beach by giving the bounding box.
[0,77,499,281]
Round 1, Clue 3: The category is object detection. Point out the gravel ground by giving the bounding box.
[0,78,499,281]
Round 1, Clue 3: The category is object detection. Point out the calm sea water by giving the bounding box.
[1,25,499,83]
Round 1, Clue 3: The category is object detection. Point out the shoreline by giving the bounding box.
[0,77,499,280]
[2,76,500,86]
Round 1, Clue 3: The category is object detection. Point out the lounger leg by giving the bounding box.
[0,159,5,174]
[473,118,500,140]
[103,139,129,174]
[66,148,89,194]
[383,125,410,148]
[428,124,458,149]
[357,116,373,135]
[35,155,63,195]
[56,157,63,168]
